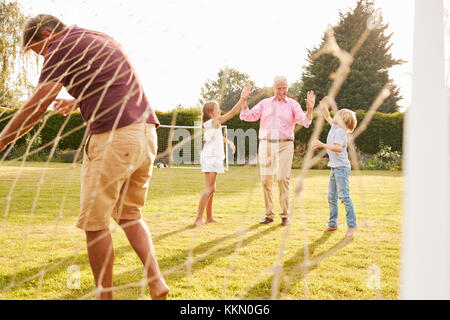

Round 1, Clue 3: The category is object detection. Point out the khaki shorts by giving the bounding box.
[77,123,157,232]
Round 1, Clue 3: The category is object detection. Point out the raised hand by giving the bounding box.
[53,99,78,116]
[320,96,330,116]
[305,90,316,111]
[241,83,253,101]
[319,96,333,125]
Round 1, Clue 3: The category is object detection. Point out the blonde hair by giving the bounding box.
[335,109,357,132]
[202,101,218,127]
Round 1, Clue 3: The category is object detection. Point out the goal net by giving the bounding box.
[156,124,230,171]
[0,0,448,302]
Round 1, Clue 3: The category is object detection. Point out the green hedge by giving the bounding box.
[214,110,403,155]
[0,109,86,150]
[293,110,404,154]
[0,107,404,155]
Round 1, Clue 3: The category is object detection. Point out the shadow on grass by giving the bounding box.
[59,223,274,299]
[0,223,200,292]
[1,222,281,300]
[97,224,282,299]
[0,244,134,299]
[243,233,353,300]
[152,224,196,243]
[0,223,201,299]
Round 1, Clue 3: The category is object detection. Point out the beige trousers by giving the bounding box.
[258,140,294,219]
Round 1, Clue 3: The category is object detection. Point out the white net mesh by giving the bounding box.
[0,0,445,301]
[157,124,229,171]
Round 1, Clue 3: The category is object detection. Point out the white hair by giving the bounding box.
[273,75,288,86]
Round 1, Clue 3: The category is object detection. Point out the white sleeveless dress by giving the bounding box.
[200,119,225,173]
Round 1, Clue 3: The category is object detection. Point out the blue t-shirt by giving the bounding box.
[326,124,351,168]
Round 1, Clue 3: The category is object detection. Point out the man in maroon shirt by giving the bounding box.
[0,14,169,300]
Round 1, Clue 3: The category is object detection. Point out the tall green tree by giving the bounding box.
[288,80,303,100]
[0,0,34,108]
[200,67,278,111]
[299,0,404,113]
[199,67,253,111]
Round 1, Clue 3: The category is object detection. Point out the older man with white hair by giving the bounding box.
[240,76,316,226]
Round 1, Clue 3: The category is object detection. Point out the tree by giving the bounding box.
[0,0,34,108]
[199,67,255,112]
[299,0,404,113]
[200,67,279,111]
[288,80,303,100]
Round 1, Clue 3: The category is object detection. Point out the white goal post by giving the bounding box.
[156,124,230,171]
[401,0,450,299]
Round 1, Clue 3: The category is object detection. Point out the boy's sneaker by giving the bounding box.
[281,217,291,227]
[324,226,338,232]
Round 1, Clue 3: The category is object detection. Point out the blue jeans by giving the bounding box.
[328,167,357,228]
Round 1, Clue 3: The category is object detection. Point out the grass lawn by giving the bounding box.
[0,162,403,300]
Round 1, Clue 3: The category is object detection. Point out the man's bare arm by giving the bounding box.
[0,82,63,152]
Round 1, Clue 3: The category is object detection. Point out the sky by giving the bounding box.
[14,0,436,111]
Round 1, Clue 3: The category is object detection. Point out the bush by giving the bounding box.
[363,143,402,171]
[292,156,329,170]
[56,149,83,163]
[8,132,50,162]
[0,107,404,163]
[0,108,87,151]
[294,111,404,154]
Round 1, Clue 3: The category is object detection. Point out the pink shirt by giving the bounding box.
[240,97,312,141]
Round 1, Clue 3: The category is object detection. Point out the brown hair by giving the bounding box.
[22,14,67,51]
[336,109,357,133]
[202,101,218,127]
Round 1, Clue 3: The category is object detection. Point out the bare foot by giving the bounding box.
[324,226,338,232]
[195,219,205,227]
[346,226,358,238]
[149,279,170,300]
[205,218,217,224]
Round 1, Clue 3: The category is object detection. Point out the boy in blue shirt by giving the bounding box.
[314,98,358,238]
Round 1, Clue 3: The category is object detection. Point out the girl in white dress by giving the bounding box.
[195,84,253,226]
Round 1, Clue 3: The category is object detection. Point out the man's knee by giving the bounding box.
[261,175,273,186]
[85,229,110,236]
[277,177,290,186]
[118,219,142,230]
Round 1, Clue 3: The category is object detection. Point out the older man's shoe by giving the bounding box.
[260,217,274,225]
[281,218,291,226]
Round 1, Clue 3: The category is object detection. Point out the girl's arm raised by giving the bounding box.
[218,83,253,125]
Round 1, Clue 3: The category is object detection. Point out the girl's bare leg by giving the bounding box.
[195,172,217,226]
[205,191,217,224]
